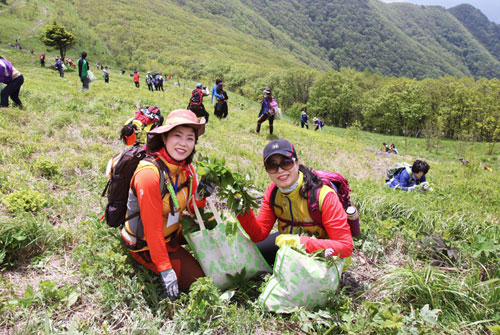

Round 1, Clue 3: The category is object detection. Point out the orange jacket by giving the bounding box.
[131,147,205,272]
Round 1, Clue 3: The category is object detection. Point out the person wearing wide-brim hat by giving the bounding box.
[121,109,214,301]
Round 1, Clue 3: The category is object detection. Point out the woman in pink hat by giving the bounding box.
[120,110,214,301]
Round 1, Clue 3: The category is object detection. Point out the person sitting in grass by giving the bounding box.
[120,109,214,301]
[387,159,430,191]
[235,139,353,267]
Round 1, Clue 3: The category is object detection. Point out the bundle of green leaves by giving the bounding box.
[196,155,258,215]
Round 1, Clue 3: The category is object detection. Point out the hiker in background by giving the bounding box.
[146,72,154,91]
[381,142,390,152]
[121,69,126,75]
[120,109,214,301]
[188,83,209,122]
[152,73,159,91]
[78,51,90,91]
[300,110,309,129]
[211,78,223,105]
[103,66,110,83]
[40,53,45,67]
[133,71,140,88]
[313,117,324,131]
[386,160,430,191]
[214,83,228,119]
[157,74,164,91]
[256,88,278,134]
[55,57,64,77]
[235,139,353,267]
[120,106,164,146]
[389,143,398,155]
[0,56,24,108]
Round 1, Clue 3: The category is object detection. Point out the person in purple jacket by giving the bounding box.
[0,56,24,108]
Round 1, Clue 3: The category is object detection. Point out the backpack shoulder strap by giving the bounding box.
[269,183,278,210]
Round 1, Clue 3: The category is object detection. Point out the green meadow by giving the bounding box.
[0,48,499,334]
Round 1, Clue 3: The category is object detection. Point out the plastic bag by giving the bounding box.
[185,198,271,290]
[88,70,96,81]
[258,246,344,312]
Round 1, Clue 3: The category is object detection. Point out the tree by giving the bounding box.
[40,21,76,62]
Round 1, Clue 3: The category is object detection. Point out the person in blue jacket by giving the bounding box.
[387,160,430,191]
[211,78,223,105]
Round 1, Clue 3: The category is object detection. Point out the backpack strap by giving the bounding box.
[307,187,323,224]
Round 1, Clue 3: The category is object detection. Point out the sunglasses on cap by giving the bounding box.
[264,157,296,174]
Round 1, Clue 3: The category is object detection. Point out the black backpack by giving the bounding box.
[101,146,164,228]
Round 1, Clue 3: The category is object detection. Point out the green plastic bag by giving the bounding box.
[258,246,344,313]
[185,198,272,290]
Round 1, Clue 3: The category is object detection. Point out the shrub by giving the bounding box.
[33,158,62,178]
[3,189,48,212]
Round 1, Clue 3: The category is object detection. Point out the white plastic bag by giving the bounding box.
[258,246,344,313]
[88,70,96,81]
[185,198,271,290]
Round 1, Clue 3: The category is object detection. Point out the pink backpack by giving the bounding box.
[268,98,279,115]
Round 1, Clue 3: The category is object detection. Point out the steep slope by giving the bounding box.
[1,0,500,80]
[448,4,500,61]
[240,0,500,78]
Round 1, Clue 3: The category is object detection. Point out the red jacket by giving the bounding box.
[133,72,140,82]
[237,183,353,257]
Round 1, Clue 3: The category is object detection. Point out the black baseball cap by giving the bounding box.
[263,139,297,162]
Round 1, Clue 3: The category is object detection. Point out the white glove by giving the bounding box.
[160,269,179,301]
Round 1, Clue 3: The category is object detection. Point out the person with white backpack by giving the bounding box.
[256,88,279,135]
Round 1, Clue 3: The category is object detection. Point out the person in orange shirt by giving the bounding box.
[133,71,140,88]
[121,110,214,301]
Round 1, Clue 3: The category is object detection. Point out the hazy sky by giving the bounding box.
[380,0,500,23]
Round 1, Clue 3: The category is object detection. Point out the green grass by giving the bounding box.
[0,48,499,334]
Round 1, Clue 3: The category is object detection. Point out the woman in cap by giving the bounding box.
[236,139,353,266]
[121,110,213,301]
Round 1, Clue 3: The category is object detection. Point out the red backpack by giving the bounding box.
[269,170,360,237]
[189,88,203,110]
[134,106,162,126]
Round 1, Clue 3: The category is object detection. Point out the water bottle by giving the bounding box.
[346,206,360,237]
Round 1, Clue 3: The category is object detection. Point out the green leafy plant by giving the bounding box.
[33,158,62,178]
[2,189,48,212]
[197,155,258,215]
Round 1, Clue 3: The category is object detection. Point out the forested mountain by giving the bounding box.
[241,0,500,79]
[1,0,499,79]
[448,4,500,62]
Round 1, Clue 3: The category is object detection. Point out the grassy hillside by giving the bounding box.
[1,49,499,334]
[2,0,500,83]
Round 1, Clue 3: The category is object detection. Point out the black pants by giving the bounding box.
[80,76,90,90]
[256,113,274,134]
[147,83,154,91]
[191,104,209,122]
[301,121,308,129]
[135,81,140,88]
[214,101,228,119]
[58,67,64,77]
[256,232,279,268]
[1,75,24,107]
